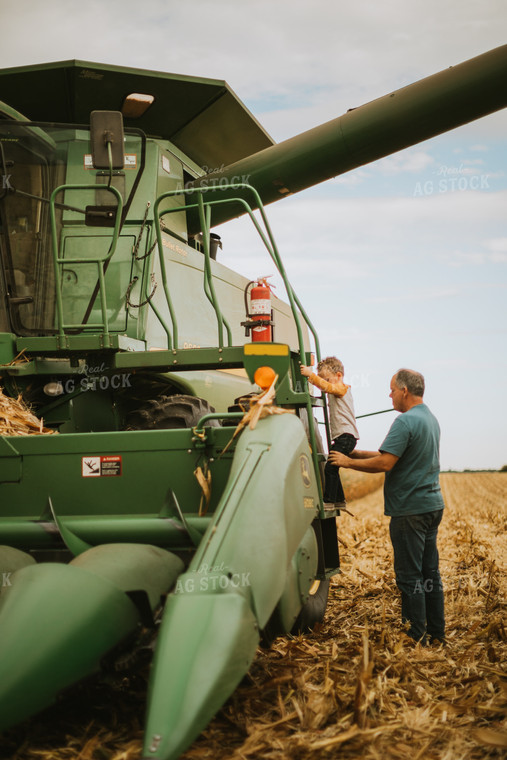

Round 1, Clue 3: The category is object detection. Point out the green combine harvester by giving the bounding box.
[0,45,505,759]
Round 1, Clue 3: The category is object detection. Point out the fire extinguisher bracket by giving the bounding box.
[240,313,275,338]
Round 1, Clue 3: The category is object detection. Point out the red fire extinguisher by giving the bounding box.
[243,277,274,342]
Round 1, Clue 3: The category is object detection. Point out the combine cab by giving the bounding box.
[0,48,506,759]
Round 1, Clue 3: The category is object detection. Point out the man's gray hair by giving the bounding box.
[394,369,425,397]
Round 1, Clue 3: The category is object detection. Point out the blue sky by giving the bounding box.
[1,0,506,469]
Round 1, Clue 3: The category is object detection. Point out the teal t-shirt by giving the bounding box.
[379,403,445,516]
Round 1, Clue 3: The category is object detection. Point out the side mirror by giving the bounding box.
[90,111,124,170]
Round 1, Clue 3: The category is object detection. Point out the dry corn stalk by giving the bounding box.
[221,376,294,454]
[0,387,56,435]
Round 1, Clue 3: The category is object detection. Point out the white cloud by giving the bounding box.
[376,151,436,175]
[485,237,507,252]
[450,250,507,266]
[331,170,372,187]
[368,288,461,304]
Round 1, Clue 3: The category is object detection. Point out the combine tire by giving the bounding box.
[261,575,330,646]
[291,578,330,634]
[126,394,221,430]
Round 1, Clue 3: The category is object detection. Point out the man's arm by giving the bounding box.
[329,450,399,473]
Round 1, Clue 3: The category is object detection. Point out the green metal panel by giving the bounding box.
[0,334,17,364]
[0,427,235,525]
[141,240,308,352]
[45,390,120,433]
[0,437,21,483]
[61,234,135,332]
[155,142,187,241]
[11,334,132,354]
[167,369,257,413]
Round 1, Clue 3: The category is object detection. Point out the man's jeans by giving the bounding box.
[389,510,445,643]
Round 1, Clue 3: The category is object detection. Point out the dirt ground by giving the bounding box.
[1,472,506,759]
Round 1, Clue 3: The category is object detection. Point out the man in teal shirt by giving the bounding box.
[330,369,445,645]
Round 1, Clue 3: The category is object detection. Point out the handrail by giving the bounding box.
[357,408,395,419]
[153,184,314,357]
[152,184,326,504]
[194,412,244,433]
[197,195,232,348]
[49,184,123,348]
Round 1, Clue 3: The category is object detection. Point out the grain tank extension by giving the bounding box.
[0,46,505,760]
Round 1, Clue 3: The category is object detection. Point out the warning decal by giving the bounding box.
[82,456,122,477]
[83,154,137,169]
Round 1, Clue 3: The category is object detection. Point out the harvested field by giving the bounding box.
[1,472,506,760]
[341,469,385,503]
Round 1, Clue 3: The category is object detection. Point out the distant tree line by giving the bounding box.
[442,467,507,473]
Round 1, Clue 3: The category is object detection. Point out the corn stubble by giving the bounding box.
[1,472,505,760]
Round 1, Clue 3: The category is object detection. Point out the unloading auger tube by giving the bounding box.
[186,44,507,232]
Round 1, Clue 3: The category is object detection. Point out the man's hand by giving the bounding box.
[300,365,313,378]
[330,450,399,473]
[329,451,350,467]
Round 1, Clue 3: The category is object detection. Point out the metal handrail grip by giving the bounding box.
[152,190,236,350]
[49,183,123,347]
[197,195,232,348]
